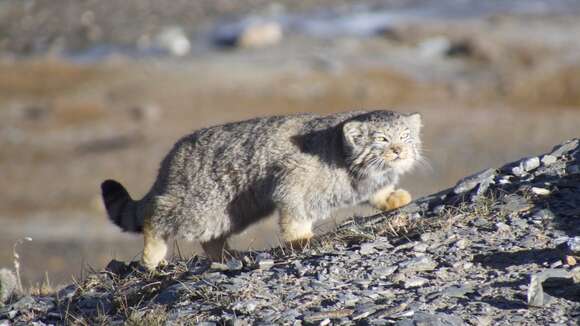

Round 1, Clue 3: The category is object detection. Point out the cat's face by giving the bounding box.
[342,111,422,176]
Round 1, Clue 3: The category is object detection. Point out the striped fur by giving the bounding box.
[101,179,143,233]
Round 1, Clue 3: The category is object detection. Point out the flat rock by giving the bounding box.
[396,312,464,326]
[550,139,579,157]
[453,168,496,194]
[399,256,437,273]
[522,157,540,172]
[567,237,580,253]
[541,154,557,166]
[528,269,572,307]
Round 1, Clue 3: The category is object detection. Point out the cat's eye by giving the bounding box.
[374,136,389,143]
[400,130,411,141]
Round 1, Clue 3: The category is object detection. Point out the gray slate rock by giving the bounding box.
[360,243,377,255]
[541,154,557,166]
[396,312,465,326]
[399,256,437,273]
[227,258,244,271]
[453,168,496,194]
[521,157,540,172]
[550,139,579,157]
[404,277,428,288]
[567,237,580,253]
[441,285,475,299]
[527,269,572,307]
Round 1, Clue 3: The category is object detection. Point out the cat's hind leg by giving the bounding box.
[142,221,169,270]
[370,185,412,211]
[201,236,231,262]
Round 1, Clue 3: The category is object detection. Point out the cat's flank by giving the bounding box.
[101,110,422,269]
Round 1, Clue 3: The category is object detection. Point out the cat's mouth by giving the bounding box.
[384,154,415,170]
[384,153,406,162]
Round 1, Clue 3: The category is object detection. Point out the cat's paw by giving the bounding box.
[285,237,312,251]
[374,189,412,211]
[280,216,314,250]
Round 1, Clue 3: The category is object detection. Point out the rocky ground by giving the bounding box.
[2,139,579,325]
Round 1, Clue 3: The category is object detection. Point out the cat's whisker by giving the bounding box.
[414,156,433,173]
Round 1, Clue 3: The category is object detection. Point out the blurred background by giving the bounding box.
[2,0,580,287]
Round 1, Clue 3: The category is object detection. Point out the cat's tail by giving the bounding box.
[101,179,144,233]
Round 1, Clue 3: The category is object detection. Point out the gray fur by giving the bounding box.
[102,110,422,243]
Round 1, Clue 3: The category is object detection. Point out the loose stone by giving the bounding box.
[541,154,557,166]
[531,187,550,195]
[453,168,496,194]
[404,277,428,288]
[522,157,540,172]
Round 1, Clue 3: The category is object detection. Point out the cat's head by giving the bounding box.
[341,110,422,176]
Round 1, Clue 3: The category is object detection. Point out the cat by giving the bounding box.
[101,110,422,269]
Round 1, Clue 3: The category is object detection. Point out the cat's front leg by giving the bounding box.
[370,185,412,211]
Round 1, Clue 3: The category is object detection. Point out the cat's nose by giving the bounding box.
[391,145,402,155]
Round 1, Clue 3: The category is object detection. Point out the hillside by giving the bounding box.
[2,139,580,325]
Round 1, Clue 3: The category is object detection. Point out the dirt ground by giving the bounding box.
[1,7,580,286]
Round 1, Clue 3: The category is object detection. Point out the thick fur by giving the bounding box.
[102,110,422,268]
[101,179,143,233]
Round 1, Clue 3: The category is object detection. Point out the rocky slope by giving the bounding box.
[2,139,580,325]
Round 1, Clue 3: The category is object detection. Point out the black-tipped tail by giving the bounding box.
[101,179,143,233]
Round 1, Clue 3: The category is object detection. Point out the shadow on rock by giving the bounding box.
[473,248,562,268]
[542,277,580,303]
[480,296,528,310]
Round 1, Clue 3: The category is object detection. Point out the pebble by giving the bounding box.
[396,312,463,326]
[404,277,428,288]
[399,256,437,273]
[554,236,570,245]
[210,262,229,271]
[232,300,259,313]
[502,195,531,213]
[413,242,429,253]
[567,237,580,253]
[374,265,398,278]
[360,243,376,255]
[511,165,526,177]
[255,253,275,270]
[522,157,540,172]
[541,155,557,166]
[153,26,191,56]
[495,222,511,233]
[441,285,475,298]
[213,20,282,48]
[550,139,578,157]
[432,205,445,215]
[227,258,243,271]
[531,187,550,195]
[535,210,556,222]
[550,261,563,268]
[498,175,511,184]
[453,168,496,194]
[454,239,469,250]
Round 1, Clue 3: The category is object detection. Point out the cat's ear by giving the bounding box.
[343,121,364,145]
[406,113,422,133]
